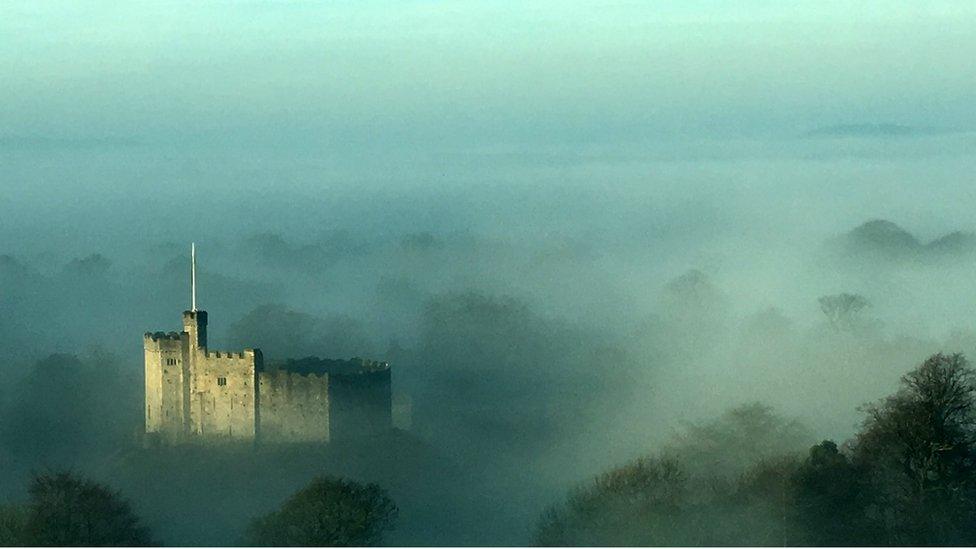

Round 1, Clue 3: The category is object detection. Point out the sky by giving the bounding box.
[2,2,975,251]
[1,1,974,148]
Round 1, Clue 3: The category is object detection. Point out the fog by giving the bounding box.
[2,1,976,546]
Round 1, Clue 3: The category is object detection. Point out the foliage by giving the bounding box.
[790,440,880,545]
[537,354,976,546]
[0,504,28,546]
[537,406,811,546]
[0,351,141,464]
[852,352,976,545]
[244,476,397,546]
[23,471,153,546]
[414,291,631,456]
[663,402,813,479]
[229,304,375,361]
[0,354,96,460]
[535,457,691,546]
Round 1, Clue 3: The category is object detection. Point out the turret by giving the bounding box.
[183,310,208,349]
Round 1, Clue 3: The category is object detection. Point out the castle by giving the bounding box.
[143,244,391,444]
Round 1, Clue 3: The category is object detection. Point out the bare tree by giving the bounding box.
[853,353,976,545]
[25,471,153,546]
[818,293,869,330]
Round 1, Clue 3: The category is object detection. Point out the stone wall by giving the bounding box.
[144,331,189,442]
[257,370,330,443]
[188,349,259,440]
[328,367,392,441]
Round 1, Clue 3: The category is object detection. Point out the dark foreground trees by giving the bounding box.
[0,505,28,546]
[536,405,812,546]
[0,471,152,546]
[245,476,397,546]
[851,352,976,545]
[537,352,976,546]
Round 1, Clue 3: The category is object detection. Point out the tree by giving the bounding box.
[791,441,880,545]
[0,504,28,546]
[536,405,812,546]
[228,304,375,360]
[0,352,141,464]
[24,471,153,546]
[415,291,628,458]
[852,353,976,545]
[535,457,690,546]
[727,456,801,546]
[245,476,397,546]
[818,293,869,331]
[663,402,813,480]
[0,354,96,460]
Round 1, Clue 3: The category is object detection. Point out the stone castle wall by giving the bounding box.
[144,331,189,443]
[257,370,330,443]
[328,366,392,441]
[188,349,259,440]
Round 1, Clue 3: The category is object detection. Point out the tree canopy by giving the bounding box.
[22,471,153,546]
[245,475,397,546]
[536,352,976,546]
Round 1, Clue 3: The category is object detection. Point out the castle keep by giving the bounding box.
[143,245,391,444]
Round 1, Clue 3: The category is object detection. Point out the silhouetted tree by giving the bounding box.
[730,456,801,546]
[818,293,869,331]
[245,476,397,546]
[536,405,813,546]
[0,504,28,545]
[23,471,152,546]
[0,352,140,464]
[415,291,627,456]
[852,353,976,545]
[663,402,813,480]
[791,440,880,545]
[535,457,690,546]
[229,304,375,360]
[0,354,96,460]
[659,269,731,329]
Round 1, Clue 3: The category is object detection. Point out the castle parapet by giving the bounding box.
[145,331,183,342]
[266,356,390,377]
[203,348,262,361]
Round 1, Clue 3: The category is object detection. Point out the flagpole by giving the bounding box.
[191,242,197,312]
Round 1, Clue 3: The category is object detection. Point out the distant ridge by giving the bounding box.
[926,231,976,255]
[832,219,976,261]
[845,219,920,253]
[803,124,917,138]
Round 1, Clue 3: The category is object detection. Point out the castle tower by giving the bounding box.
[144,243,203,443]
[182,243,207,349]
[183,310,208,349]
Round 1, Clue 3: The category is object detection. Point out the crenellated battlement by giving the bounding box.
[260,367,328,384]
[201,348,261,361]
[204,350,246,360]
[144,331,184,342]
[268,356,390,376]
[348,357,390,373]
